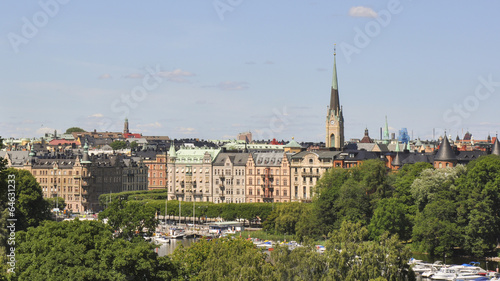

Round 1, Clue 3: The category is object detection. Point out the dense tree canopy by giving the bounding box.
[64,127,86,134]
[98,198,158,239]
[110,140,128,150]
[12,220,174,281]
[171,237,272,281]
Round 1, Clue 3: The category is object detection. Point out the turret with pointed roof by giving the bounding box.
[434,135,457,168]
[491,137,500,156]
[435,135,456,161]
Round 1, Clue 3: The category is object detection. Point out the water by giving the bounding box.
[154,237,198,257]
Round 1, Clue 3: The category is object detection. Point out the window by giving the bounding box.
[276,179,279,185]
[249,188,253,195]
[283,189,287,196]
[249,178,253,185]
[283,179,287,186]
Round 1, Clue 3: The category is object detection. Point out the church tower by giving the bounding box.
[124,118,130,134]
[326,45,344,149]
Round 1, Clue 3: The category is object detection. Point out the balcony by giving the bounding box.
[262,196,274,203]
[260,184,274,191]
[301,172,320,177]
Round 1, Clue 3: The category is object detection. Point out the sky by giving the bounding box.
[1,1,500,143]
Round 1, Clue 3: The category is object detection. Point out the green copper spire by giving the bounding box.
[29,143,35,157]
[383,116,390,140]
[406,141,411,151]
[332,45,338,90]
[329,44,340,116]
[169,142,177,158]
[395,141,400,152]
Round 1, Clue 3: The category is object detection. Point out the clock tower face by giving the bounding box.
[330,120,335,125]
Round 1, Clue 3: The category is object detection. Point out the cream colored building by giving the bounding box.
[167,144,220,202]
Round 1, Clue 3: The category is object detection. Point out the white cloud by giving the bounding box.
[216,81,249,91]
[157,69,195,83]
[264,60,274,65]
[137,122,162,128]
[349,6,377,18]
[88,113,104,118]
[123,73,144,79]
[177,127,196,135]
[98,73,112,79]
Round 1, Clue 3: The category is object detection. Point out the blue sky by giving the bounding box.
[2,1,500,142]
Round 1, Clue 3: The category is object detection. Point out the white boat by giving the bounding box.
[169,227,186,239]
[413,260,444,276]
[431,266,461,280]
[153,235,170,244]
[432,263,487,281]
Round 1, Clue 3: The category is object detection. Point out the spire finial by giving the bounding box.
[334,43,336,56]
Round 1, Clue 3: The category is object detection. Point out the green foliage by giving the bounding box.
[100,189,275,224]
[99,199,158,239]
[410,166,465,212]
[130,141,138,149]
[11,219,174,280]
[45,196,66,210]
[368,198,412,241]
[171,237,272,281]
[0,168,51,233]
[412,199,460,256]
[270,221,415,281]
[110,140,128,150]
[325,221,415,281]
[456,155,500,256]
[270,243,328,281]
[64,127,86,134]
[263,202,310,235]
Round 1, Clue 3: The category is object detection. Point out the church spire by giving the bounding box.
[330,45,340,116]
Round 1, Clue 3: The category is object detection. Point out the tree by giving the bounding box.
[263,202,308,235]
[333,178,371,229]
[64,127,86,134]
[456,155,500,256]
[98,198,158,239]
[171,237,272,281]
[325,221,415,281]
[0,168,51,233]
[130,141,138,150]
[313,167,351,236]
[410,166,465,212]
[368,198,412,241]
[110,140,127,150]
[412,199,460,257]
[45,196,66,210]
[270,242,328,281]
[12,219,175,280]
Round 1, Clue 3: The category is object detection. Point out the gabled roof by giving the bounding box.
[434,135,457,161]
[213,152,250,166]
